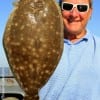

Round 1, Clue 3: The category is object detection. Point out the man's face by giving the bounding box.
[61,0,92,35]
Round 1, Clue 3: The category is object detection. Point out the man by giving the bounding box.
[39,0,100,100]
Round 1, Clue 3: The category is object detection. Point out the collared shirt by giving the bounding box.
[39,30,100,100]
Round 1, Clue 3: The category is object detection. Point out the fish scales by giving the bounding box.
[3,0,63,99]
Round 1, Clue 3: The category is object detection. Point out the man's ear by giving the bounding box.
[89,8,93,20]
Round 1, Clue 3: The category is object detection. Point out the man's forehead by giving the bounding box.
[61,0,90,3]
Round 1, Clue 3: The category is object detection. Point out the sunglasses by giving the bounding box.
[61,2,89,12]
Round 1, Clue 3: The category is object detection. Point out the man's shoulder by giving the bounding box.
[92,34,100,48]
[87,30,100,42]
[93,34,100,42]
[93,34,100,39]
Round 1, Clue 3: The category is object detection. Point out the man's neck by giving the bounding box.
[64,30,86,43]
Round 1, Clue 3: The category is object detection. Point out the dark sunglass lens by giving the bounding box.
[63,3,73,10]
[77,5,88,12]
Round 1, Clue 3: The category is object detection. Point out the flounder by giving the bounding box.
[3,0,63,99]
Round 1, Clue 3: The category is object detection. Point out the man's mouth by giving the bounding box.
[67,17,80,23]
[68,19,80,23]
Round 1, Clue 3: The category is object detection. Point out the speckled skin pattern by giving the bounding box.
[3,0,63,99]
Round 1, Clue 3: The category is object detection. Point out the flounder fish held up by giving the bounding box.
[3,0,64,99]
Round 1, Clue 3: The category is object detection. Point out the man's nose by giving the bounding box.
[70,7,79,17]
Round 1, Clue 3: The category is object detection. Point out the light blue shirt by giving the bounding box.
[39,30,100,100]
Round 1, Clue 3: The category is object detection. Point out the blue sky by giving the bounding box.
[0,0,100,67]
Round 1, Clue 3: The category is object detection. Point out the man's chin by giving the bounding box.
[67,29,81,35]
